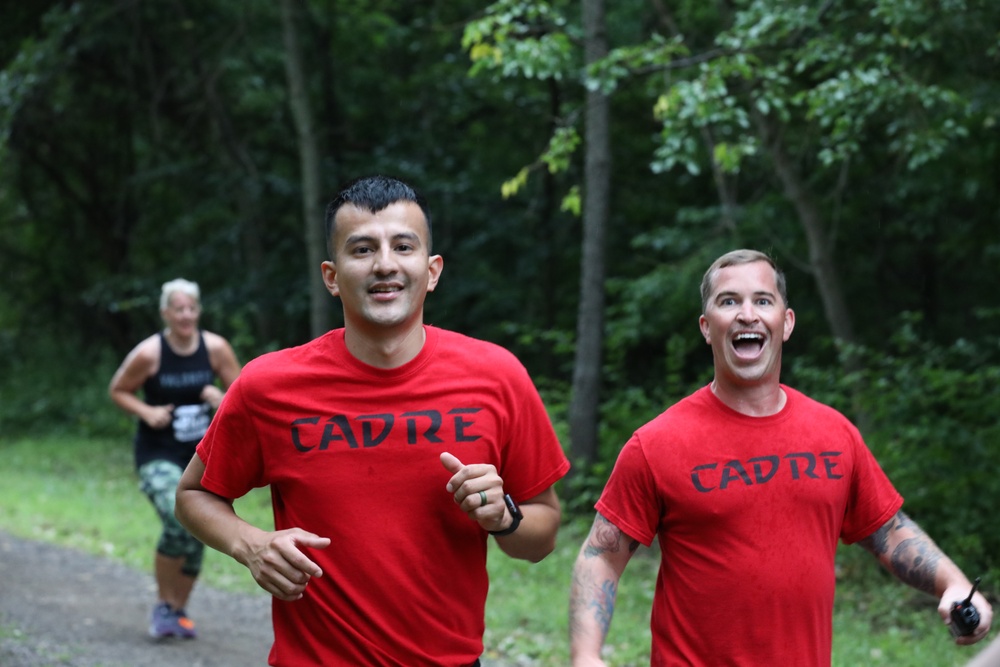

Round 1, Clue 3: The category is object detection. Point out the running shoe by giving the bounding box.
[148,601,198,640]
[174,608,197,639]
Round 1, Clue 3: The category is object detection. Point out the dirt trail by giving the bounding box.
[0,530,273,666]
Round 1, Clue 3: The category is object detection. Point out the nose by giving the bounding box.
[373,247,399,274]
[736,301,758,323]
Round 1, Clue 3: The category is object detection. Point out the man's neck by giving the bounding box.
[709,378,786,417]
[343,322,426,369]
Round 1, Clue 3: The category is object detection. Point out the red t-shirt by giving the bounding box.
[197,326,570,666]
[597,385,903,667]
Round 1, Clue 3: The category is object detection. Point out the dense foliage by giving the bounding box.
[1,0,998,581]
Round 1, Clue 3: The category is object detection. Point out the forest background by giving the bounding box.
[1,0,999,596]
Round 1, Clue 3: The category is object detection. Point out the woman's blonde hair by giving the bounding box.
[159,278,201,311]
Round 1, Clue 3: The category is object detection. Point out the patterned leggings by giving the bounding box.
[138,459,204,577]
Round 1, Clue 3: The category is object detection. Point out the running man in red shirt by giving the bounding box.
[176,175,570,666]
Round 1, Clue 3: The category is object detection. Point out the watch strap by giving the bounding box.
[488,493,523,536]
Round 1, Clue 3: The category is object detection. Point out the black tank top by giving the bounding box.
[134,332,216,469]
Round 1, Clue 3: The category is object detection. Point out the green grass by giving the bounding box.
[0,435,274,594]
[0,436,991,666]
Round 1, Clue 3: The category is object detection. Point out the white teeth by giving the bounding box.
[735,333,763,340]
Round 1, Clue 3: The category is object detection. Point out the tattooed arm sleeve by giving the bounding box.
[857,510,993,644]
[569,513,641,665]
[857,510,943,594]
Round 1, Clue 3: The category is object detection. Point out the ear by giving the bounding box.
[426,254,444,293]
[321,260,339,297]
[782,308,796,342]
[698,314,711,344]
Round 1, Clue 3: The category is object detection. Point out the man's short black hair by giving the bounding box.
[324,175,432,258]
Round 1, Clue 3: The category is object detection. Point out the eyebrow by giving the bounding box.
[715,290,776,301]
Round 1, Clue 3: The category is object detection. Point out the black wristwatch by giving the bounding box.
[488,494,523,536]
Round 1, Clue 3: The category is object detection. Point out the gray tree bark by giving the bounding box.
[569,0,611,470]
[753,111,858,346]
[281,0,334,339]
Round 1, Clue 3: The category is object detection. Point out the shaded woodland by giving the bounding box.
[2,1,999,575]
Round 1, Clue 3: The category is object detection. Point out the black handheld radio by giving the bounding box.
[949,577,982,638]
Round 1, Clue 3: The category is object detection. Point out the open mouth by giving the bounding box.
[731,332,764,357]
[367,284,404,303]
[369,285,402,295]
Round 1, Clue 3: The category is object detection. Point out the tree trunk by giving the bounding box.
[753,112,857,345]
[280,0,333,339]
[754,112,872,433]
[569,0,611,471]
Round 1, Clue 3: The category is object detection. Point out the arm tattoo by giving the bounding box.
[592,580,617,635]
[859,511,940,595]
[570,564,619,639]
[889,513,940,594]
[890,537,939,594]
[583,514,640,558]
[570,514,637,641]
[858,521,890,556]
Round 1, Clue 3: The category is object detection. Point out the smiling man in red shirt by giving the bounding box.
[176,175,569,666]
[569,248,991,666]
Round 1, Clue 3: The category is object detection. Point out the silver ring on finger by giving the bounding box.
[478,490,488,507]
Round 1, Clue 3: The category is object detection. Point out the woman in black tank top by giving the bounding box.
[108,278,241,640]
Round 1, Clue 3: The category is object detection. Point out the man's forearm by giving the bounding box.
[569,514,639,664]
[859,509,994,644]
[569,556,619,662]
[493,500,561,562]
[859,510,959,596]
[174,456,256,565]
[175,486,250,562]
